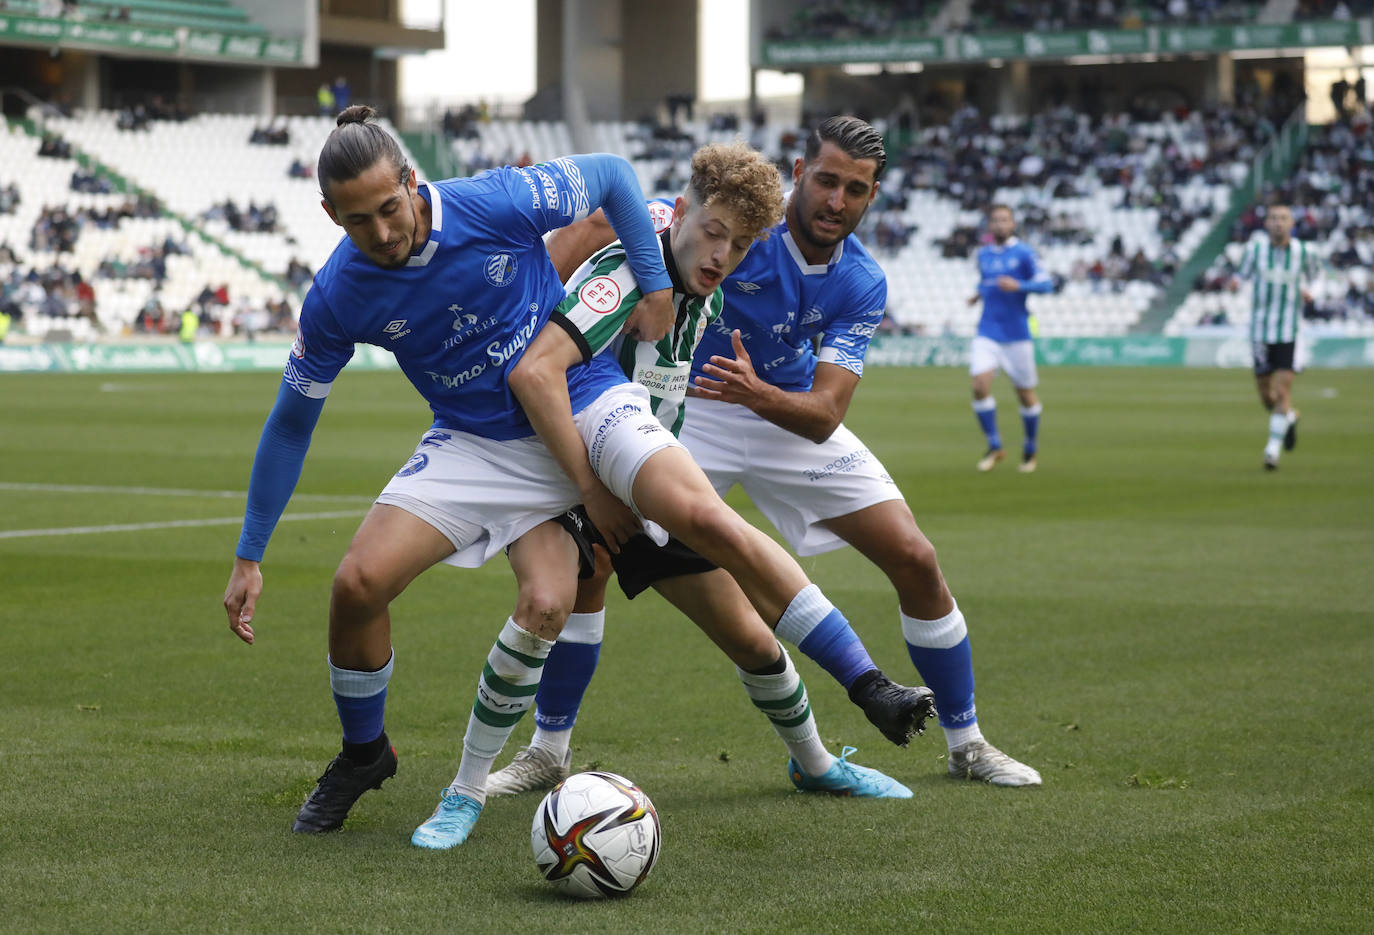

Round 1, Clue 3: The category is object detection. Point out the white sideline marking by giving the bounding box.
[0,511,364,540]
[0,482,372,503]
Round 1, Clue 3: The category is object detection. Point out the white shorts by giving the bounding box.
[969,335,1038,389]
[680,396,903,556]
[377,383,681,567]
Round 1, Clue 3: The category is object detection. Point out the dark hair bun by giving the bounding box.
[337,104,378,127]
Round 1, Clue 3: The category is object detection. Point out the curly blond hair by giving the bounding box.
[688,141,784,242]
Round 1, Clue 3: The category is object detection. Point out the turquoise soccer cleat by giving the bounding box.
[411,789,484,849]
[788,745,913,798]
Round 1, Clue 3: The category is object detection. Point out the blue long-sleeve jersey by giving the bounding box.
[236,154,667,562]
[974,237,1052,343]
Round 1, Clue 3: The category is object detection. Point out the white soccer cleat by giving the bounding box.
[947,739,1041,786]
[485,745,571,796]
[1018,453,1037,474]
[977,448,1005,472]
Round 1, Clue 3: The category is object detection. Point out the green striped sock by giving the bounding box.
[737,646,832,777]
[453,618,554,802]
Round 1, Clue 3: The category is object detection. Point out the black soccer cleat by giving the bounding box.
[1284,410,1299,451]
[847,671,937,748]
[292,739,398,833]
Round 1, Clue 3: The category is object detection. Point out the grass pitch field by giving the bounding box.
[3,366,1372,934]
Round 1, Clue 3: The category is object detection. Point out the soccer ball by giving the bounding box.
[531,770,661,899]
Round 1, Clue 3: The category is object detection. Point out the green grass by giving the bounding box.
[2,367,1372,934]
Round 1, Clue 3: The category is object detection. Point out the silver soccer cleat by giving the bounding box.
[947,739,1042,786]
[485,745,571,796]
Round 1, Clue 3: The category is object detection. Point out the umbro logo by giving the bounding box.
[734,281,761,294]
[384,319,411,341]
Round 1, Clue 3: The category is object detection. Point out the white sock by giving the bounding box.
[1266,412,1287,459]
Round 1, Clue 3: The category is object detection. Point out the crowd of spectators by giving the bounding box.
[1,264,98,330]
[29,196,161,254]
[1295,0,1373,20]
[249,121,291,146]
[202,199,279,234]
[967,0,1259,33]
[0,183,19,215]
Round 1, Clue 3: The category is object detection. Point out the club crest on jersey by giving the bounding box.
[484,252,518,288]
[396,452,429,477]
[578,277,622,314]
[648,202,674,233]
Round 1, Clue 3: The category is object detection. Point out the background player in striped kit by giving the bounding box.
[473,142,930,806]
[1230,203,1321,471]
[967,203,1054,473]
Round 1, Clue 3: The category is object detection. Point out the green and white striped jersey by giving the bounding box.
[555,220,724,437]
[1236,235,1320,344]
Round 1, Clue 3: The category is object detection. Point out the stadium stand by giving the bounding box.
[1,117,294,338]
[441,104,1278,336]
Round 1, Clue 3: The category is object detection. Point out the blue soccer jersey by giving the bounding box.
[974,238,1052,343]
[692,220,886,392]
[292,159,661,441]
[235,154,668,562]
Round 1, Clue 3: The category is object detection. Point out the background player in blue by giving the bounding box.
[219,105,675,835]
[967,203,1053,473]
[534,116,1040,787]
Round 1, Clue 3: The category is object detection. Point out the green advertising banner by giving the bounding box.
[0,12,303,63]
[3,338,1372,374]
[761,17,1373,66]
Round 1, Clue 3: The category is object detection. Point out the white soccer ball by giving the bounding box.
[531,770,661,899]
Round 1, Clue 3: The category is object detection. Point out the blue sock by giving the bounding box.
[1020,402,1042,457]
[775,585,875,689]
[973,397,1001,450]
[534,642,600,731]
[901,608,977,730]
[533,610,603,733]
[329,653,394,744]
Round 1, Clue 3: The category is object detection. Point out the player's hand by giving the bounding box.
[691,329,765,404]
[583,483,640,554]
[223,557,262,645]
[622,287,673,342]
[996,275,1020,292]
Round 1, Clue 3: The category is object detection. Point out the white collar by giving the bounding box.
[406,181,442,268]
[783,224,844,275]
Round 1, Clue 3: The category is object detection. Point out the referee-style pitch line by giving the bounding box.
[0,511,365,541]
[0,483,369,540]
[0,482,373,502]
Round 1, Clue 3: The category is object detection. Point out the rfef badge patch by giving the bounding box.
[578,277,622,315]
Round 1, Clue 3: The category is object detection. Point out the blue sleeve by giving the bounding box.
[818,275,886,377]
[1020,247,1054,294]
[569,153,671,295]
[235,381,326,561]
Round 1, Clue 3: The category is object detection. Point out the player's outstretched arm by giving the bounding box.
[691,330,860,444]
[225,382,326,643]
[573,155,673,341]
[507,326,640,550]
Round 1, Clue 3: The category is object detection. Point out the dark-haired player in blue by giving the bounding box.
[514,116,1041,788]
[967,203,1053,473]
[222,104,676,834]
